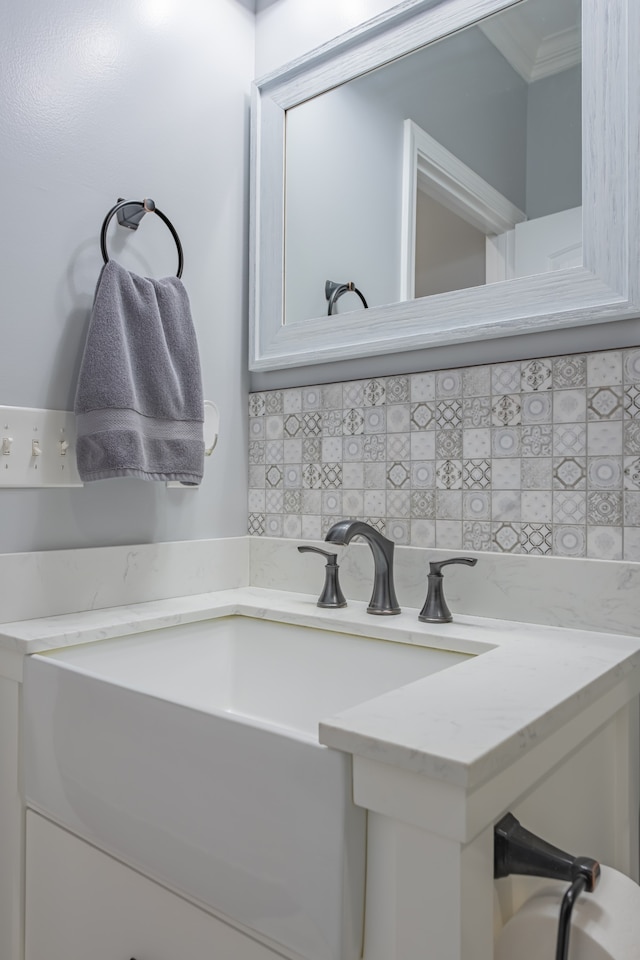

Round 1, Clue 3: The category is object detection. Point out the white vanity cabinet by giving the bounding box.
[25,811,284,960]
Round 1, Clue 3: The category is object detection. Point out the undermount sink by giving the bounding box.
[23,614,472,960]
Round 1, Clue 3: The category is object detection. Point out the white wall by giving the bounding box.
[0,0,254,552]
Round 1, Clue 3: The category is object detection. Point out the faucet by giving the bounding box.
[325,520,400,615]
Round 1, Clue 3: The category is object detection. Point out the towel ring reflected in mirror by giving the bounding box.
[100,198,184,278]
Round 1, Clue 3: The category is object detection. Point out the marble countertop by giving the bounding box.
[3,586,640,790]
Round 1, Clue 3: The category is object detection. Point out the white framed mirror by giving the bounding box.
[249,0,639,372]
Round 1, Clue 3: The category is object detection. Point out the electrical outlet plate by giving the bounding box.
[0,406,83,488]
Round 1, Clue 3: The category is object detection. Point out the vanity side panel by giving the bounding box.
[0,673,23,960]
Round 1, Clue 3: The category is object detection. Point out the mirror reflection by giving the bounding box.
[284,0,581,324]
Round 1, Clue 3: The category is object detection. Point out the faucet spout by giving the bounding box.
[325,520,401,615]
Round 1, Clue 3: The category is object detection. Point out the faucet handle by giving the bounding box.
[428,557,478,576]
[419,556,477,623]
[297,546,347,608]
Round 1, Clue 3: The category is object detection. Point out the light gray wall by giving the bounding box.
[526,65,582,219]
[1,0,254,552]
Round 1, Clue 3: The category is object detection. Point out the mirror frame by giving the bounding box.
[249,0,639,372]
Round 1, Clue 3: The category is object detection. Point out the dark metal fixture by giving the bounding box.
[100,198,184,278]
[418,557,478,623]
[494,812,600,960]
[297,546,347,608]
[325,520,400,615]
[325,280,368,316]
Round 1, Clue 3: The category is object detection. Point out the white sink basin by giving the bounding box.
[23,614,471,960]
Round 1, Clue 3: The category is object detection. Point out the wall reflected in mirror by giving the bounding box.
[284,0,581,324]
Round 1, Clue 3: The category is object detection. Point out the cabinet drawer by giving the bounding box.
[25,812,284,960]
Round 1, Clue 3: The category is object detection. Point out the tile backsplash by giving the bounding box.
[248,348,640,561]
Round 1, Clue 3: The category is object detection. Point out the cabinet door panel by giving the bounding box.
[25,812,283,960]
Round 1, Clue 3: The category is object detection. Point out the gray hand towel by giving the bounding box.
[74,260,204,483]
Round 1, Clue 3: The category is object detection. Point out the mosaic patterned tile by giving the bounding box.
[522,393,552,424]
[587,457,622,490]
[301,515,321,539]
[363,407,386,434]
[265,391,283,415]
[411,489,436,518]
[553,491,586,524]
[587,421,622,456]
[492,427,521,458]
[553,525,586,557]
[436,520,463,549]
[410,402,435,430]
[248,393,266,417]
[462,459,491,489]
[248,513,265,535]
[521,490,552,522]
[492,394,521,426]
[492,490,521,521]
[624,421,640,454]
[553,423,586,456]
[554,389,586,423]
[624,457,640,490]
[587,526,622,560]
[521,358,552,392]
[436,399,462,429]
[363,378,386,406]
[387,404,411,433]
[411,460,436,490]
[322,410,343,436]
[492,522,521,552]
[362,435,386,461]
[552,355,586,389]
[587,351,622,386]
[624,385,640,418]
[387,518,410,544]
[410,432,436,460]
[462,396,491,428]
[436,370,462,398]
[283,465,302,489]
[387,490,411,518]
[435,459,463,489]
[437,490,462,520]
[521,523,553,555]
[302,386,323,411]
[386,375,410,403]
[302,438,322,461]
[624,349,640,383]
[587,386,623,420]
[321,437,342,462]
[463,521,492,551]
[492,363,521,394]
[553,457,586,490]
[436,428,463,459]
[521,425,552,457]
[463,490,491,520]
[387,462,410,489]
[587,491,622,525]
[410,372,436,401]
[625,492,640,525]
[387,433,411,461]
[321,383,343,409]
[283,515,302,538]
[521,458,552,489]
[410,518,436,547]
[322,490,342,515]
[463,366,491,397]
[249,346,640,560]
[282,389,302,414]
[265,489,283,513]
